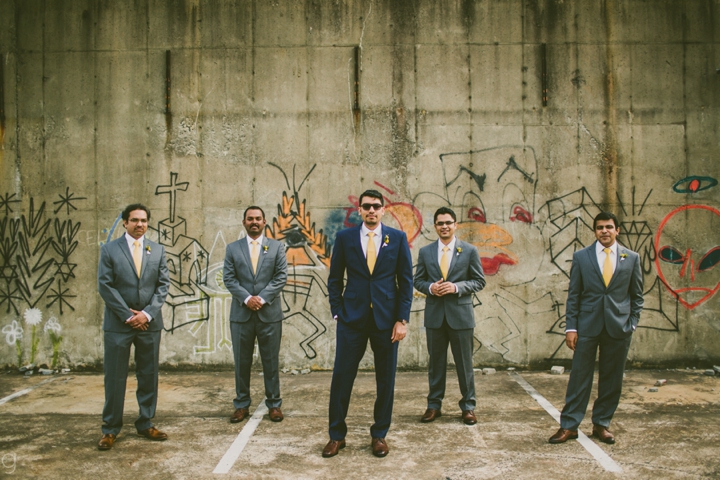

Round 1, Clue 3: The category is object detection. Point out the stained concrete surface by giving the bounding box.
[0,369,718,479]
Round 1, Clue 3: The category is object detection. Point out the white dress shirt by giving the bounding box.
[244,234,266,305]
[596,241,618,275]
[124,233,152,323]
[360,223,382,259]
[430,236,458,295]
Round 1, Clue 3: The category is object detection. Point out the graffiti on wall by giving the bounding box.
[655,204,720,310]
[0,188,84,367]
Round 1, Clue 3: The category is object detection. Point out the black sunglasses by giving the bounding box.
[435,221,456,226]
[360,203,383,211]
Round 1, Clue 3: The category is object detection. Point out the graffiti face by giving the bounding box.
[594,220,619,248]
[123,209,149,240]
[357,195,385,229]
[655,205,720,310]
[414,146,543,280]
[243,209,267,239]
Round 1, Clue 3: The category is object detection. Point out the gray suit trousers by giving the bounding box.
[102,329,161,435]
[560,327,632,430]
[230,313,282,409]
[426,319,476,411]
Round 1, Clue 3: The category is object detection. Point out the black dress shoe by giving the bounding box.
[322,439,345,458]
[592,424,615,444]
[549,427,578,444]
[421,408,442,423]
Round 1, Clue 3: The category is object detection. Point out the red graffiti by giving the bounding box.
[654,204,720,310]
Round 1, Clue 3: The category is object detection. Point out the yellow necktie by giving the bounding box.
[367,232,377,274]
[133,241,142,278]
[440,246,450,280]
[602,247,612,287]
[251,241,259,274]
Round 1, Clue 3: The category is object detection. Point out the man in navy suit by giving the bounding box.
[322,189,413,458]
[549,212,643,445]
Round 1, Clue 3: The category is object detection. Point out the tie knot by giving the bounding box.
[134,241,140,247]
[443,247,449,253]
[604,247,611,254]
[368,232,375,238]
[252,240,258,245]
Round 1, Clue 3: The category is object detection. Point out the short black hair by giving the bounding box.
[434,207,457,224]
[122,204,150,222]
[358,189,384,206]
[243,205,266,220]
[593,211,619,230]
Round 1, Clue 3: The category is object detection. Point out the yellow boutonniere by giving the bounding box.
[145,245,151,255]
[456,247,462,256]
[263,245,269,254]
[382,235,390,247]
[620,253,627,261]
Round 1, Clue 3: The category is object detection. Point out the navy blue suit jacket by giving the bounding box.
[328,224,413,330]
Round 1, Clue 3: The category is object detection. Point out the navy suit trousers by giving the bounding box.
[328,311,398,440]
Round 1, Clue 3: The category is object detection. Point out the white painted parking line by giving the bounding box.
[509,372,623,473]
[213,403,269,474]
[0,377,62,406]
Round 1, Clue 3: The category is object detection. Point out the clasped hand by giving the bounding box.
[127,309,149,331]
[246,296,264,311]
[431,279,455,296]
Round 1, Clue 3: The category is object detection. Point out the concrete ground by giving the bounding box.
[0,368,718,479]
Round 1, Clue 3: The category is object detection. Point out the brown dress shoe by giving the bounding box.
[548,427,578,444]
[592,424,615,444]
[97,433,116,451]
[269,407,284,422]
[371,437,389,458]
[421,408,442,423]
[322,439,346,458]
[137,427,168,441]
[230,408,249,423]
[462,410,477,425]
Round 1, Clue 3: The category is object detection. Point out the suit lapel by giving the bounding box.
[586,242,604,287]
[608,245,629,287]
[255,237,268,275]
[375,227,389,267]
[445,239,460,278]
[119,236,140,278]
[139,239,148,279]
[350,226,370,275]
[239,238,253,275]
[427,240,443,279]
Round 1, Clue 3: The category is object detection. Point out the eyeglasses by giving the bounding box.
[435,221,456,226]
[360,203,383,211]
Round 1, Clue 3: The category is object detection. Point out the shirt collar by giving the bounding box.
[246,234,264,246]
[361,223,382,237]
[439,236,457,252]
[596,240,618,255]
[125,233,145,248]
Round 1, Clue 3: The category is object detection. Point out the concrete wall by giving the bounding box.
[0,0,718,370]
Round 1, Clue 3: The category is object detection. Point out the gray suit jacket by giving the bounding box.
[98,236,170,332]
[565,241,644,339]
[223,236,287,323]
[414,239,486,330]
